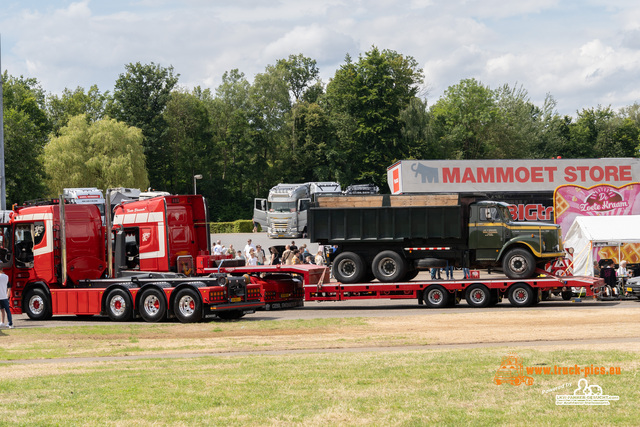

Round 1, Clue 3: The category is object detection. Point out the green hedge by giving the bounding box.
[210,220,261,233]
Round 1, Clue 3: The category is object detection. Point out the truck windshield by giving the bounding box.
[499,206,514,222]
[269,202,296,212]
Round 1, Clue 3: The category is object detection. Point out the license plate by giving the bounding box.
[230,297,241,302]
[280,293,290,298]
[627,287,633,292]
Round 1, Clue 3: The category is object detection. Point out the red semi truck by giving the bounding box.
[2,196,264,322]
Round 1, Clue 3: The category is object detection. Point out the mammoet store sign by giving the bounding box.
[387,159,640,194]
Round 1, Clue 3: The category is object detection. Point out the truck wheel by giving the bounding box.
[139,288,167,323]
[502,248,536,279]
[105,289,133,321]
[372,251,407,283]
[217,310,245,320]
[424,285,449,308]
[24,288,51,320]
[465,284,491,308]
[333,252,365,283]
[174,288,203,323]
[561,290,572,300]
[508,283,534,307]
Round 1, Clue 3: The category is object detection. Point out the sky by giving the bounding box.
[1,0,639,116]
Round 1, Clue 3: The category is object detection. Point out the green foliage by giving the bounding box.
[210,219,255,233]
[108,62,179,190]
[47,85,110,136]
[43,115,149,194]
[2,72,49,204]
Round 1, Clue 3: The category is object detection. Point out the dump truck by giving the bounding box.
[308,194,564,282]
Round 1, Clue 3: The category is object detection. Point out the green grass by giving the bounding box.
[0,349,637,426]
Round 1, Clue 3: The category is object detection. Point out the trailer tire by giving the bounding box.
[424,285,449,308]
[561,290,572,300]
[508,283,535,307]
[24,288,51,320]
[105,289,133,321]
[502,248,536,279]
[174,288,203,323]
[139,288,167,323]
[217,310,245,320]
[372,251,407,283]
[333,252,366,283]
[465,284,491,308]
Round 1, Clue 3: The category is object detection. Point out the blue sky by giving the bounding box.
[1,0,639,116]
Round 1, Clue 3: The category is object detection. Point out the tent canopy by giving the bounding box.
[564,215,640,276]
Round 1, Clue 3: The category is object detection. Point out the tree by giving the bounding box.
[325,47,424,187]
[107,62,179,189]
[47,85,110,136]
[43,115,148,194]
[276,54,320,102]
[2,72,49,204]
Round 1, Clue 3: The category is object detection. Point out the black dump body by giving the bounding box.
[308,205,466,246]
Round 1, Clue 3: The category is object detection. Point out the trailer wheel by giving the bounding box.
[424,285,449,308]
[465,284,491,308]
[333,252,366,283]
[372,251,407,283]
[508,283,534,307]
[561,290,572,300]
[217,310,245,320]
[105,289,133,321]
[174,288,203,323]
[24,288,51,320]
[502,248,536,279]
[139,288,167,323]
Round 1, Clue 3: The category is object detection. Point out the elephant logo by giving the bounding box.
[411,162,439,183]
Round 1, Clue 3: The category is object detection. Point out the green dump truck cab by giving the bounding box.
[309,199,564,283]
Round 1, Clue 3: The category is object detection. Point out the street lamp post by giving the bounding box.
[193,174,203,195]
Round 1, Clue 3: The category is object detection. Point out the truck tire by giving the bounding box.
[333,252,366,283]
[502,248,536,279]
[24,288,51,320]
[508,283,534,307]
[139,288,167,323]
[465,284,491,308]
[174,288,203,323]
[217,310,245,320]
[424,285,449,308]
[372,251,407,283]
[105,288,133,321]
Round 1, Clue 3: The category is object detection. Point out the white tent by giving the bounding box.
[563,215,640,276]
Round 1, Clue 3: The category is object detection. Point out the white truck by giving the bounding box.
[63,187,106,221]
[253,182,343,238]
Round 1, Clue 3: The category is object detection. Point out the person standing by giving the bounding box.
[255,245,266,265]
[212,240,223,255]
[0,268,13,329]
[244,239,256,259]
[281,245,292,265]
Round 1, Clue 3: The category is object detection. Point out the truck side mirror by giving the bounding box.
[113,230,127,277]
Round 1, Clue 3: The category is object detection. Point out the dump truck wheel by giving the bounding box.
[502,248,536,279]
[424,285,449,308]
[465,284,491,308]
[508,283,534,307]
[372,251,407,283]
[333,252,366,283]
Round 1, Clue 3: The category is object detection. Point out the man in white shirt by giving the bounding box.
[212,240,223,255]
[244,239,256,260]
[0,268,13,328]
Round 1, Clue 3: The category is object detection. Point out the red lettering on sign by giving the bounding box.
[393,168,400,193]
[544,166,557,181]
[531,167,543,182]
[477,168,494,183]
[462,168,476,183]
[576,166,589,181]
[564,166,577,182]
[443,168,460,183]
[620,165,632,180]
[497,168,514,183]
[590,166,604,181]
[515,167,530,183]
[605,166,619,181]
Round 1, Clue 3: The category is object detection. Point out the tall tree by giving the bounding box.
[107,62,179,190]
[276,54,320,102]
[43,115,148,194]
[2,72,49,204]
[325,47,424,187]
[47,85,110,136]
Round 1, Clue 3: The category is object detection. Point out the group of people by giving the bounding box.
[212,239,326,267]
[595,259,632,298]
